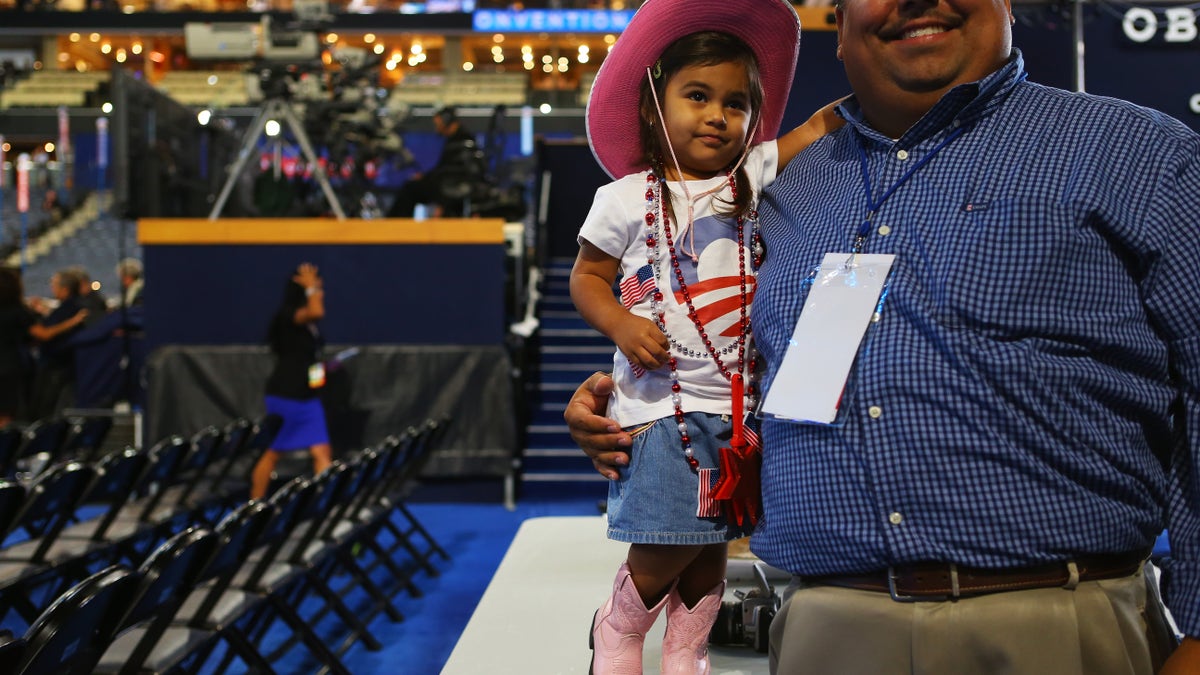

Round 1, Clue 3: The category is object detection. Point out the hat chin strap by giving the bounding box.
[646,66,758,262]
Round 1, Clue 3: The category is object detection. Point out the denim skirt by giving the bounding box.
[606,411,749,545]
[265,395,330,451]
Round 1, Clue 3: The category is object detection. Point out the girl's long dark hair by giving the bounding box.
[639,31,764,224]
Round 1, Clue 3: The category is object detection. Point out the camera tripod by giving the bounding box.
[208,96,347,220]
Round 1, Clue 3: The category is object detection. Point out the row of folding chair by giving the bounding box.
[207,416,454,674]
[0,414,281,635]
[0,525,216,675]
[0,410,453,672]
[228,416,455,673]
[0,413,453,674]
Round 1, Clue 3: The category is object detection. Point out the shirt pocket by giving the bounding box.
[929,197,1093,336]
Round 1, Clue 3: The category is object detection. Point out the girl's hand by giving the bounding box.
[612,315,670,371]
[777,96,849,169]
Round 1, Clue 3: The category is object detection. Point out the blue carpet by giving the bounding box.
[200,484,607,674]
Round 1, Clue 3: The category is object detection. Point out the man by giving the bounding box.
[67,265,108,326]
[387,105,486,218]
[565,0,1200,672]
[28,269,87,419]
[116,257,144,308]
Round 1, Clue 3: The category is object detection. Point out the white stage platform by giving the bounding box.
[443,516,772,674]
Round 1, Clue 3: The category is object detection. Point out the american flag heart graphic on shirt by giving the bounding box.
[667,228,756,342]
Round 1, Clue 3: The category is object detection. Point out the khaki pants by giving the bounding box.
[770,567,1177,675]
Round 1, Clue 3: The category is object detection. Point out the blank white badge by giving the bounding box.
[760,253,896,425]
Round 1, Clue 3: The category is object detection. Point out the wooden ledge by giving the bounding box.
[137,218,507,245]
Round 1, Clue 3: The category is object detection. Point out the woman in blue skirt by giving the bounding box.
[250,262,333,499]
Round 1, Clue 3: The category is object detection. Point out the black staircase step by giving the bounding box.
[539,345,615,365]
[521,451,606,480]
[530,406,569,428]
[539,299,577,313]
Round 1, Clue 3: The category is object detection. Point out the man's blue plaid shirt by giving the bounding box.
[751,51,1200,636]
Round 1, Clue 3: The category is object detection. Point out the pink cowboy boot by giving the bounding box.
[590,561,670,674]
[660,580,725,674]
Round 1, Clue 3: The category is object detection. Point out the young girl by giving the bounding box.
[570,1,840,672]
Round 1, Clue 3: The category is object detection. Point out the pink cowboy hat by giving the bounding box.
[585,0,802,179]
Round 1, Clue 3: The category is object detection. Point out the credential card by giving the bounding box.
[760,253,895,424]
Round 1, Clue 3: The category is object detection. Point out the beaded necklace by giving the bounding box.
[643,169,763,470]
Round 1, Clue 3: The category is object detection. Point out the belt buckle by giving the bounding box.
[887,564,959,603]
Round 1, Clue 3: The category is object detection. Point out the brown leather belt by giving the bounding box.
[805,549,1149,602]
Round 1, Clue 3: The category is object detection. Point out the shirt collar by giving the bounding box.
[838,49,1028,145]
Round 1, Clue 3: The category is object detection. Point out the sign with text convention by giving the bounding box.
[473,9,634,33]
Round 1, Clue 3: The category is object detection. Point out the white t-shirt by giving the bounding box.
[577,141,779,427]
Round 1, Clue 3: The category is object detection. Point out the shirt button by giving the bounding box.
[871,312,881,323]
[888,512,903,525]
[868,405,882,418]
[877,225,892,236]
[896,149,909,160]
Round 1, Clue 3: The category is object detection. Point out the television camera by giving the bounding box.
[194,2,422,219]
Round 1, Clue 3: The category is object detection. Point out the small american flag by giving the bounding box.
[743,415,761,450]
[619,264,656,309]
[697,468,721,518]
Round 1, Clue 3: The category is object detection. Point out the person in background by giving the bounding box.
[566,0,1200,671]
[386,105,485,218]
[250,262,333,500]
[67,265,108,325]
[40,188,63,230]
[26,268,88,420]
[0,267,35,427]
[116,257,144,308]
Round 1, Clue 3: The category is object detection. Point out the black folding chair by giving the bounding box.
[123,436,193,527]
[94,526,219,675]
[271,455,406,664]
[59,415,115,464]
[57,446,151,553]
[374,418,453,578]
[0,627,23,662]
[229,473,363,675]
[197,418,254,504]
[329,444,424,603]
[14,418,71,478]
[0,480,25,542]
[160,425,225,518]
[95,437,194,564]
[6,564,140,675]
[0,460,99,628]
[167,499,279,674]
[0,426,24,477]
[216,413,285,504]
